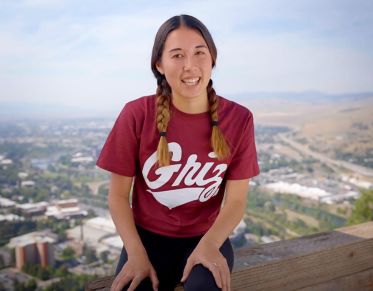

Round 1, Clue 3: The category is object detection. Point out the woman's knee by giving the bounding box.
[183,264,221,291]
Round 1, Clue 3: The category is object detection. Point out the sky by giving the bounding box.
[0,0,373,115]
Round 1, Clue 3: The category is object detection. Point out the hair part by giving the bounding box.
[151,15,230,167]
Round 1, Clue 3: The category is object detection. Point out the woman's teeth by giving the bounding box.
[182,78,200,86]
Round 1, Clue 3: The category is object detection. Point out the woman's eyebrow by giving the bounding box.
[195,45,208,49]
[168,48,181,53]
[168,45,208,53]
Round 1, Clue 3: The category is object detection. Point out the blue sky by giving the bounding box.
[0,0,372,114]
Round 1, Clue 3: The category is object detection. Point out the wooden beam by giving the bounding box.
[231,221,373,290]
[85,221,373,291]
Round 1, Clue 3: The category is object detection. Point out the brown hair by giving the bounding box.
[151,15,230,166]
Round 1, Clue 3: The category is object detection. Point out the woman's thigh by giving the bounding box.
[114,227,187,291]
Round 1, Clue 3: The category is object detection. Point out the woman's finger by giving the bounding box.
[219,264,231,291]
[227,268,231,291]
[207,262,222,289]
[181,259,194,282]
[149,267,159,291]
[113,273,132,291]
[111,274,123,291]
[219,267,228,291]
[127,276,143,291]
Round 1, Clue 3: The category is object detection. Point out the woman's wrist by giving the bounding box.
[199,235,221,249]
[126,243,148,259]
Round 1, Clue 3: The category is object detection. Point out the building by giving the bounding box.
[56,198,78,208]
[8,230,57,269]
[45,198,87,219]
[16,201,48,216]
[20,180,35,188]
[0,197,16,208]
[66,217,121,258]
[0,214,24,222]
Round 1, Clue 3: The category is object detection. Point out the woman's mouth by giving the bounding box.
[182,77,200,86]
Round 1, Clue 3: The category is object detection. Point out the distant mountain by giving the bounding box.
[231,91,373,103]
[0,101,115,120]
[1,91,372,120]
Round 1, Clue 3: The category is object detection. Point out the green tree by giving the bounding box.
[0,254,4,268]
[83,245,97,264]
[44,274,97,291]
[348,189,373,225]
[26,279,37,291]
[100,250,109,263]
[14,278,37,291]
[62,246,76,260]
[55,265,69,277]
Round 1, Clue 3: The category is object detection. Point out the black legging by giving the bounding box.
[115,225,234,291]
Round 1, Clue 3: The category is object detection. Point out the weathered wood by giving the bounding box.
[85,221,373,291]
[234,221,373,270]
[232,238,373,290]
[298,267,373,291]
[85,276,113,291]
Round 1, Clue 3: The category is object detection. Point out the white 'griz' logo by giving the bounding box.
[142,142,227,209]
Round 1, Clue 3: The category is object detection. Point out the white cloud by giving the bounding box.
[0,0,372,113]
[20,0,68,8]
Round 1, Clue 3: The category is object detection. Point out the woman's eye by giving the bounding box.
[172,54,183,58]
[196,51,205,55]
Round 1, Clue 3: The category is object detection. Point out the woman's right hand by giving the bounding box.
[110,251,159,291]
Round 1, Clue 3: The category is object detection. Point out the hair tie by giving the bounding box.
[160,131,167,137]
[212,120,219,126]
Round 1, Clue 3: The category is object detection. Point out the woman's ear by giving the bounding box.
[156,62,164,75]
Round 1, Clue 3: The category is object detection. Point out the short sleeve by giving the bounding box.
[225,112,260,180]
[96,103,139,177]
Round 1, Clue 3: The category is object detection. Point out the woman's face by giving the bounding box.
[156,26,213,104]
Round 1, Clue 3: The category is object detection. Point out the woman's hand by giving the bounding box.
[111,251,159,291]
[181,240,231,291]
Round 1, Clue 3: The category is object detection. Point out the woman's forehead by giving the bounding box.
[163,27,207,51]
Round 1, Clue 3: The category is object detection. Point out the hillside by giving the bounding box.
[238,92,373,174]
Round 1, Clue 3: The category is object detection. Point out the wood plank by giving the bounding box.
[85,222,373,291]
[231,238,373,290]
[85,276,113,291]
[234,221,373,270]
[299,267,373,291]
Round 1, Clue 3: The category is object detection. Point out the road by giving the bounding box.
[278,133,373,178]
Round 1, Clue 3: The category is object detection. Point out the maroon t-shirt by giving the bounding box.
[96,94,260,237]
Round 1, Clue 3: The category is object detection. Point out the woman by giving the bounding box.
[96,14,260,291]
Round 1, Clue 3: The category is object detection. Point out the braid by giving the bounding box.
[207,80,231,160]
[156,77,172,166]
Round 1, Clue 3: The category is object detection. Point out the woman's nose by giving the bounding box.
[183,55,193,71]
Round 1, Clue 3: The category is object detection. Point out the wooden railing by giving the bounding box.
[85,221,373,290]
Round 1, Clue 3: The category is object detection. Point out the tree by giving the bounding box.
[100,250,109,263]
[62,246,76,260]
[26,279,37,290]
[348,189,373,225]
[55,265,69,277]
[0,254,4,268]
[84,246,97,264]
[14,278,37,291]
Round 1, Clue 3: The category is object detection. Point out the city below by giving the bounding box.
[0,115,372,290]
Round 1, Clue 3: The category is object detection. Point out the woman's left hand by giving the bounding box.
[181,240,231,291]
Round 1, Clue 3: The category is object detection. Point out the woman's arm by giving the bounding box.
[108,173,159,291]
[181,179,249,291]
[199,179,249,247]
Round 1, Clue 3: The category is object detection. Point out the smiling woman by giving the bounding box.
[96,14,260,291]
